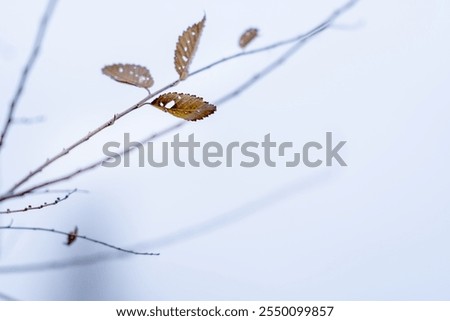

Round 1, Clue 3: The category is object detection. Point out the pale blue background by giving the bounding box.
[0,0,449,300]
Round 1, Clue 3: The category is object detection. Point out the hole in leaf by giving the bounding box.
[165,100,176,109]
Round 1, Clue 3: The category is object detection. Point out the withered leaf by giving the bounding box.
[239,28,258,48]
[174,16,206,80]
[150,92,216,121]
[66,226,78,246]
[102,64,154,88]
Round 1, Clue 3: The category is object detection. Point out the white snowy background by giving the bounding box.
[0,0,449,300]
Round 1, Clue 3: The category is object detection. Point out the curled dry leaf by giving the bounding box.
[239,28,258,48]
[150,92,216,121]
[174,16,206,80]
[102,64,154,88]
[66,226,78,246]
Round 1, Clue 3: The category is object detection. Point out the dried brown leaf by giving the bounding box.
[66,226,78,246]
[239,28,258,48]
[174,16,206,80]
[150,92,216,121]
[102,64,154,88]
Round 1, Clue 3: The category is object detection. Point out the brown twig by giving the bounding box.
[0,0,58,152]
[4,80,178,195]
[0,225,159,256]
[2,0,357,198]
[0,189,77,214]
[0,122,184,202]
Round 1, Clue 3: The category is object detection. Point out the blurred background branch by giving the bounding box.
[0,0,58,152]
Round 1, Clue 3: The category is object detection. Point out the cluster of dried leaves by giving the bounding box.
[102,16,259,122]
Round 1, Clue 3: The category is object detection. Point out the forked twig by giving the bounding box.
[0,0,358,202]
[1,0,357,199]
[0,123,184,201]
[3,82,174,196]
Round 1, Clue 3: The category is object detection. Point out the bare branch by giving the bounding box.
[0,0,58,152]
[2,0,358,197]
[216,25,325,105]
[0,173,330,273]
[0,189,77,214]
[0,225,159,256]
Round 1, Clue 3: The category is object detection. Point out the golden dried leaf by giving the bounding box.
[150,92,216,121]
[66,226,78,246]
[239,28,258,48]
[174,16,206,80]
[102,64,154,88]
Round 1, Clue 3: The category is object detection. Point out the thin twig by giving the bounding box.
[4,79,179,196]
[0,173,330,273]
[0,189,77,214]
[0,225,159,256]
[0,0,58,152]
[3,0,357,197]
[215,22,327,105]
[1,123,184,201]
[30,188,89,194]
